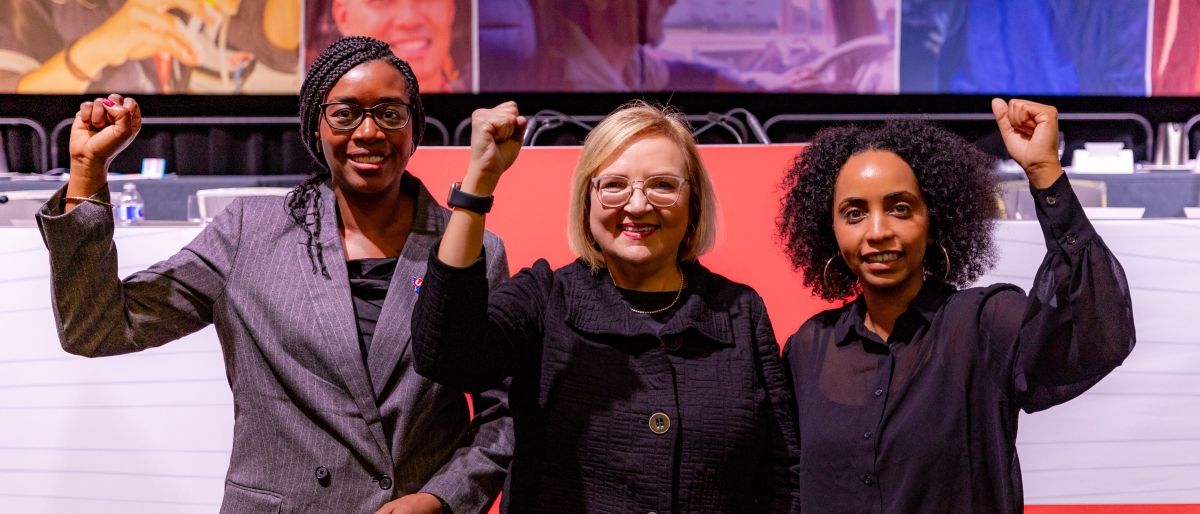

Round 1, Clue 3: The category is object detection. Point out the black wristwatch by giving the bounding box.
[446,182,494,214]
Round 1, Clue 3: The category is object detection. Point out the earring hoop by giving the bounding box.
[822,254,839,289]
[936,242,951,282]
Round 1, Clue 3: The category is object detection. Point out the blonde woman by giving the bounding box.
[411,100,800,512]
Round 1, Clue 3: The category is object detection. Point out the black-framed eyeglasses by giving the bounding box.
[591,175,688,208]
[320,101,412,131]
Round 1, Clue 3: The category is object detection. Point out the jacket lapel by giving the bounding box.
[297,184,392,458]
[366,176,446,400]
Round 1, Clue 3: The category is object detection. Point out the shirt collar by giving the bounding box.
[562,261,735,347]
[316,171,436,243]
[402,171,442,234]
[833,279,954,347]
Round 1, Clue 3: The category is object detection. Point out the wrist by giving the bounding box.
[70,157,108,177]
[1023,162,1064,189]
[68,33,111,78]
[459,171,499,197]
[66,174,108,201]
[409,492,451,514]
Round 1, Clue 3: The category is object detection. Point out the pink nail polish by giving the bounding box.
[101,99,115,107]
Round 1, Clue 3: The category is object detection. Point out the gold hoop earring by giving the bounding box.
[936,242,951,282]
[822,254,839,289]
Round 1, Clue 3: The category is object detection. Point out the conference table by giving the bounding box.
[0,174,310,221]
[1,218,1197,512]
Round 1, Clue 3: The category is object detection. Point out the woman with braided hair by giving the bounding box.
[37,36,512,513]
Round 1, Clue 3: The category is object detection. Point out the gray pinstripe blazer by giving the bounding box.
[37,175,513,514]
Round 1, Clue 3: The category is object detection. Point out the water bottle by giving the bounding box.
[118,183,145,225]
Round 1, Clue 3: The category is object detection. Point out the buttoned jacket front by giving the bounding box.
[413,257,800,513]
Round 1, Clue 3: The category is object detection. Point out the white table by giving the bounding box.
[1,220,1198,512]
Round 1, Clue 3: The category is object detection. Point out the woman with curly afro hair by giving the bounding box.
[777,99,1135,513]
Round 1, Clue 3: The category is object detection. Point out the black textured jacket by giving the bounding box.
[413,254,801,513]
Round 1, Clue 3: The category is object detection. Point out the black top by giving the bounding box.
[347,257,398,363]
[784,174,1136,513]
[615,286,683,332]
[412,255,801,513]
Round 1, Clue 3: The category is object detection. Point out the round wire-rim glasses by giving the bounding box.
[319,101,412,131]
[591,175,689,208]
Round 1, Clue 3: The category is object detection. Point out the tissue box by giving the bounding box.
[1071,142,1134,174]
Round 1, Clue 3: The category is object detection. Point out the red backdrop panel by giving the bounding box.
[407,144,833,345]
[408,145,1195,513]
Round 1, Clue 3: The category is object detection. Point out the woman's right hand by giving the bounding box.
[69,94,142,179]
[464,101,526,195]
[438,102,525,267]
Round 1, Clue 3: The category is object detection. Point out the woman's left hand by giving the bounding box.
[991,98,1064,188]
[372,492,444,514]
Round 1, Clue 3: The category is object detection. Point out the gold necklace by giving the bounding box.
[627,274,687,315]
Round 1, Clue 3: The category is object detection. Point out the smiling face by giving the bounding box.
[332,0,455,91]
[832,150,931,299]
[588,135,691,287]
[318,59,413,196]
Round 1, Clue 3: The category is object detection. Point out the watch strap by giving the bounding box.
[446,182,494,214]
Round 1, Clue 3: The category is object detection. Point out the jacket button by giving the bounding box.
[1065,234,1077,245]
[376,474,393,490]
[862,474,875,486]
[873,388,883,397]
[1045,194,1058,206]
[314,466,330,483]
[648,412,671,435]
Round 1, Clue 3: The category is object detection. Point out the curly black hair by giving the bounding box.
[288,36,426,278]
[777,120,999,301]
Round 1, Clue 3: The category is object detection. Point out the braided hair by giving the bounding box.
[288,36,427,278]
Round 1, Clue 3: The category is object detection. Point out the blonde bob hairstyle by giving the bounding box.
[567,101,718,271]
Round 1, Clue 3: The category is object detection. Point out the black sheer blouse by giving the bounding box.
[784,174,1136,513]
[347,257,398,364]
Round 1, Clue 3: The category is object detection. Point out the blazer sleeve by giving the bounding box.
[421,233,515,514]
[749,294,802,512]
[412,246,552,393]
[980,174,1136,413]
[36,186,239,357]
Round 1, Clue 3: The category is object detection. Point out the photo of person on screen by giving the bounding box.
[899,0,1146,95]
[305,0,470,93]
[524,0,754,92]
[498,0,896,94]
[0,0,300,94]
